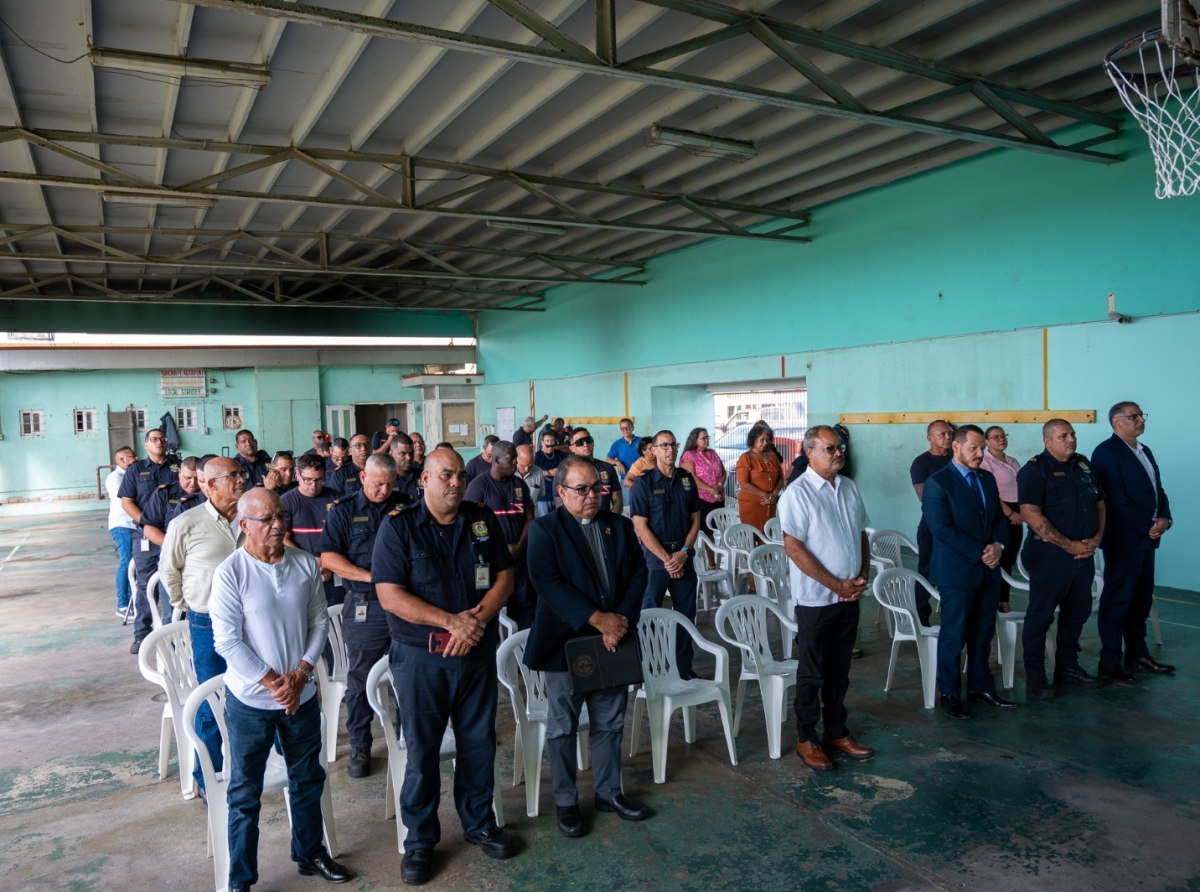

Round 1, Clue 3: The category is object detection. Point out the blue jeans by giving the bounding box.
[189,610,227,790]
[225,694,326,888]
[391,642,499,850]
[109,528,133,609]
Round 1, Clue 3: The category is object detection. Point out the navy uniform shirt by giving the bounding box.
[318,489,412,595]
[394,472,421,503]
[330,462,367,498]
[630,465,700,550]
[142,484,206,533]
[464,472,533,551]
[465,454,491,484]
[591,459,620,513]
[117,457,179,536]
[234,450,272,487]
[910,451,952,489]
[168,490,207,525]
[1017,450,1106,544]
[281,486,338,557]
[370,500,514,648]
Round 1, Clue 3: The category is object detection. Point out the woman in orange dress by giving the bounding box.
[736,421,784,533]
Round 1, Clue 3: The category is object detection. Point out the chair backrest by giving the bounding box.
[496,629,549,723]
[873,567,935,638]
[181,674,230,784]
[694,530,722,573]
[498,607,518,640]
[637,608,688,693]
[723,523,763,554]
[715,595,792,674]
[706,507,739,537]
[868,529,917,571]
[365,655,397,739]
[138,621,198,709]
[763,517,782,542]
[748,542,789,611]
[325,605,348,679]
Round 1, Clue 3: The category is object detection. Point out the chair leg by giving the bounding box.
[885,638,900,692]
[999,621,1021,690]
[512,722,524,786]
[682,705,696,744]
[629,692,645,757]
[761,676,784,760]
[523,724,546,818]
[649,700,670,784]
[384,760,395,820]
[732,679,747,736]
[1150,598,1163,645]
[577,729,590,772]
[493,752,505,829]
[917,638,937,709]
[1046,629,1057,678]
[158,711,172,781]
[323,694,340,765]
[319,779,340,858]
[716,692,739,767]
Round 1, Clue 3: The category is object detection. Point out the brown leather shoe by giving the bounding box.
[1125,655,1175,674]
[796,740,834,771]
[823,734,875,761]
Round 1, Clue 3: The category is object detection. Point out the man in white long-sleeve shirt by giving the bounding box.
[210,488,353,892]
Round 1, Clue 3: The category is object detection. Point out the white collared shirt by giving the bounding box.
[211,546,328,710]
[778,467,870,608]
[1127,440,1157,493]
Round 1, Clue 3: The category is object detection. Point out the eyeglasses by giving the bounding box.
[1117,412,1148,421]
[655,442,678,450]
[146,436,166,443]
[208,472,249,484]
[571,436,594,446]
[810,444,845,455]
[560,483,604,496]
[298,474,325,484]
[986,434,1007,441]
[243,513,289,526]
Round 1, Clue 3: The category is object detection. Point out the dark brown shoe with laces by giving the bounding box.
[823,734,875,760]
[796,740,834,771]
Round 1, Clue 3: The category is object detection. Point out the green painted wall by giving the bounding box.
[0,301,474,338]
[0,364,424,502]
[474,132,1200,590]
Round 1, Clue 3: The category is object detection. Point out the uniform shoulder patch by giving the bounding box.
[331,498,343,506]
[388,508,402,516]
[157,483,169,490]
[1028,456,1039,462]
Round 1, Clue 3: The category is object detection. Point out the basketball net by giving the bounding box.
[1105,31,1200,199]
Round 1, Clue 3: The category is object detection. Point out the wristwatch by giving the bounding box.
[296,664,315,685]
[680,545,690,554]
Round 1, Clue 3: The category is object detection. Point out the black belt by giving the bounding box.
[348,588,378,600]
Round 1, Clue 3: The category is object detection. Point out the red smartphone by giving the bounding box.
[428,632,451,654]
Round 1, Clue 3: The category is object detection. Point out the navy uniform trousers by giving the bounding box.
[1022,541,1094,681]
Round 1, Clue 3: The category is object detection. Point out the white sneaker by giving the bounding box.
[116,606,130,617]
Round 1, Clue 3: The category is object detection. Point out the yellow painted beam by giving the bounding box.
[563,416,635,426]
[839,410,1096,425]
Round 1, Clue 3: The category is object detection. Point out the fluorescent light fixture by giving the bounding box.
[89,47,271,87]
[102,191,217,209]
[649,124,757,158]
[0,332,478,348]
[486,220,567,237]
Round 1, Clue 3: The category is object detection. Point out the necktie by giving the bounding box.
[967,471,985,511]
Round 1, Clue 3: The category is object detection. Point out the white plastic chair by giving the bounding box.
[868,529,922,632]
[694,530,735,613]
[763,516,782,542]
[316,605,348,764]
[365,656,505,854]
[872,568,941,709]
[182,675,339,892]
[720,523,767,594]
[137,621,199,799]
[498,606,518,640]
[495,630,591,817]
[747,543,793,658]
[122,559,138,624]
[705,506,739,539]
[145,570,186,629]
[629,608,738,783]
[715,596,797,760]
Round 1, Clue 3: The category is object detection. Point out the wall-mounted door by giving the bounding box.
[326,405,352,441]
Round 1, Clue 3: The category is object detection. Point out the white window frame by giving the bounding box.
[175,406,198,431]
[222,404,244,430]
[130,406,149,431]
[19,409,45,437]
[74,408,98,435]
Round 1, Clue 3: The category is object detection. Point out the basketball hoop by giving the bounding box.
[1104,2,1200,198]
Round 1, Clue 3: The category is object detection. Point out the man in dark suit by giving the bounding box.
[1091,401,1174,683]
[922,424,1016,718]
[525,455,649,838]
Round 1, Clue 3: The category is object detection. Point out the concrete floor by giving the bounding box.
[2,511,1200,892]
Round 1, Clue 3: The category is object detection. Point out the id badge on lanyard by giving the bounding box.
[355,597,368,623]
[475,558,490,590]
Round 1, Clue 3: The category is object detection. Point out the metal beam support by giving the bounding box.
[485,0,603,64]
[0,128,812,242]
[595,0,617,66]
[174,0,1119,163]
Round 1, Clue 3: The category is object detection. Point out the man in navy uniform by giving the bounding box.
[372,447,517,886]
[326,438,351,479]
[330,434,371,498]
[318,454,412,778]
[141,456,206,624]
[1017,419,1106,700]
[389,432,421,503]
[922,425,1016,718]
[568,428,622,515]
[465,441,534,629]
[283,453,342,607]
[525,455,649,838]
[118,428,179,654]
[234,430,272,487]
[1091,401,1175,683]
[630,429,701,679]
[909,420,954,624]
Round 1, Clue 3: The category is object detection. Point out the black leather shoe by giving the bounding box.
[464,827,518,860]
[1098,663,1137,686]
[297,849,353,884]
[347,746,371,778]
[968,691,1018,709]
[940,695,970,719]
[1126,655,1175,674]
[401,849,433,885]
[556,804,584,837]
[1026,677,1055,700]
[1054,665,1102,688]
[197,786,208,805]
[594,793,649,821]
[130,638,143,655]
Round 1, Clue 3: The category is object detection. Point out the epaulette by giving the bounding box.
[388,507,403,516]
[331,498,343,506]
[1028,456,1039,462]
[157,483,169,489]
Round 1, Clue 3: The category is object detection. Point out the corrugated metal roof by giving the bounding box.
[0,0,1159,313]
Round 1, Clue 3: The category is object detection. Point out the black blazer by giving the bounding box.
[1091,433,1171,555]
[922,463,1008,590]
[523,507,648,672]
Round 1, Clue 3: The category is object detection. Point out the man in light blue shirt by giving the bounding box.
[211,489,351,892]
